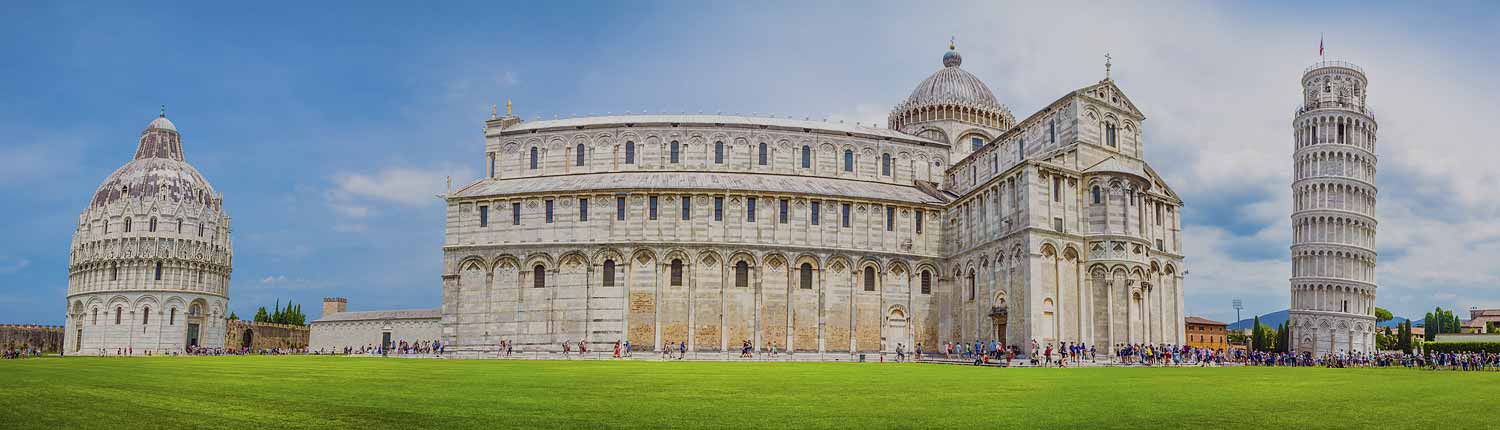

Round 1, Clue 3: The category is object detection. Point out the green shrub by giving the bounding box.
[1422,342,1500,354]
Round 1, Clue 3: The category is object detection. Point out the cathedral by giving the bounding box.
[63,112,234,355]
[419,44,1188,357]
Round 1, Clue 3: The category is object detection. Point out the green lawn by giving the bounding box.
[2,356,1494,429]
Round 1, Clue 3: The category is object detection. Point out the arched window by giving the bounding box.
[670,259,684,286]
[124,218,132,232]
[176,219,183,233]
[863,266,876,291]
[142,306,150,325]
[92,308,98,325]
[758,143,768,166]
[489,153,496,178]
[529,147,539,169]
[881,153,891,176]
[169,308,176,325]
[533,265,546,288]
[189,304,201,316]
[625,141,636,164]
[115,307,122,325]
[971,137,984,151]
[735,261,749,288]
[576,143,586,166]
[1092,186,1102,204]
[669,141,680,164]
[920,270,932,295]
[1106,123,1118,147]
[198,224,204,236]
[149,217,157,232]
[714,141,724,164]
[602,260,616,287]
[799,263,813,289]
[801,145,811,168]
[967,272,976,300]
[110,266,118,281]
[843,149,854,172]
[154,262,163,280]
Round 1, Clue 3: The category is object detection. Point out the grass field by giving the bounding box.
[2,356,1495,429]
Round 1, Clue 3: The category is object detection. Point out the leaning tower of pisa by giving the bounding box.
[1289,60,1378,356]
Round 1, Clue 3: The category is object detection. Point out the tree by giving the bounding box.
[228,312,239,321]
[253,307,269,323]
[1398,320,1413,354]
[1374,307,1393,324]
[1424,307,1461,340]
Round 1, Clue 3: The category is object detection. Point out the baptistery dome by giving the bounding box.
[89,114,221,211]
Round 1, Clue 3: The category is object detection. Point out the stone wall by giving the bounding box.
[0,324,64,353]
[225,320,309,350]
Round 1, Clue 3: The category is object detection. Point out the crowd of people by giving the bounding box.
[15,336,1499,371]
[926,340,1240,367]
[3,346,44,359]
[1241,349,1500,371]
[320,339,444,357]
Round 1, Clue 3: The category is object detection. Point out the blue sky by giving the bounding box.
[3,1,1498,325]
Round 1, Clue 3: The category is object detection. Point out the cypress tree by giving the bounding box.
[1251,316,1263,352]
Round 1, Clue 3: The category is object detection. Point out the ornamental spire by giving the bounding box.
[160,104,166,117]
[1105,53,1112,81]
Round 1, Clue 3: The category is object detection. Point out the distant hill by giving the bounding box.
[1228,310,1289,330]
[1227,309,1409,330]
[1377,317,1409,329]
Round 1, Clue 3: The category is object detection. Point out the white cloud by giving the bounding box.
[0,256,30,274]
[254,275,331,290]
[331,166,462,206]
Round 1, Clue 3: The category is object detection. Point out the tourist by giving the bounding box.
[614,340,622,358]
[678,341,687,360]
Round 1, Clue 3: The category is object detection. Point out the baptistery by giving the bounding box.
[63,112,233,355]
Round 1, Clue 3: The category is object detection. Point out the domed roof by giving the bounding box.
[89,115,221,210]
[900,46,1000,108]
[147,115,176,132]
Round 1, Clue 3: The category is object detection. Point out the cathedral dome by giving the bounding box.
[901,47,999,108]
[89,115,220,210]
[888,44,1014,136]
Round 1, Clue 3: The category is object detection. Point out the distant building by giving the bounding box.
[1461,307,1499,334]
[1184,316,1228,351]
[307,298,440,353]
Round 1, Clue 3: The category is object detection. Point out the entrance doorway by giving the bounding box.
[187,324,200,349]
[989,304,1008,349]
[382,332,392,351]
[241,329,254,349]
